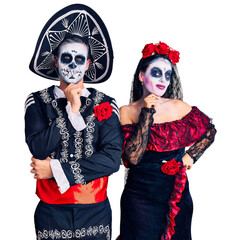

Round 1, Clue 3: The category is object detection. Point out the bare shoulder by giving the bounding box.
[119,103,138,125]
[171,99,192,118]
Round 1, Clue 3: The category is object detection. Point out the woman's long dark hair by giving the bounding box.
[130,54,183,103]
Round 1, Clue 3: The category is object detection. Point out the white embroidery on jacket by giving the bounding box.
[52,99,70,163]
[39,88,85,184]
[74,131,83,160]
[40,89,51,104]
[79,98,92,113]
[69,161,85,185]
[84,90,104,158]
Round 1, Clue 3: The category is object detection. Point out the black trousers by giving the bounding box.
[35,199,112,240]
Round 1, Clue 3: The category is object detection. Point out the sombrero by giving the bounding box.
[29,4,113,83]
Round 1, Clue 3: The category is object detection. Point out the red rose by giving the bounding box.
[161,159,180,175]
[168,50,180,65]
[94,102,113,122]
[155,42,170,55]
[142,43,156,58]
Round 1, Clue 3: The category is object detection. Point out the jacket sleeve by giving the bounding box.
[24,93,74,159]
[60,100,123,186]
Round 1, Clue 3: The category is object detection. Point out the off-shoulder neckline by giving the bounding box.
[121,106,198,128]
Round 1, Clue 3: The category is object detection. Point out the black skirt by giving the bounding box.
[120,149,193,240]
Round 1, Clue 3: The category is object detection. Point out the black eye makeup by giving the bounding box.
[150,67,172,81]
[151,67,162,78]
[61,53,73,64]
[165,70,172,81]
[75,55,86,65]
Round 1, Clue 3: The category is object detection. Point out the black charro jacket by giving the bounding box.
[25,85,123,186]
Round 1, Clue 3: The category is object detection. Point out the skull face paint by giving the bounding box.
[141,58,172,97]
[57,42,89,84]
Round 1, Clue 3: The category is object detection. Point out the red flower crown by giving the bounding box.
[142,41,180,65]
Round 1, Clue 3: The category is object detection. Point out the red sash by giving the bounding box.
[36,176,108,204]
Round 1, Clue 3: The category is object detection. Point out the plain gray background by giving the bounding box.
[1,0,240,239]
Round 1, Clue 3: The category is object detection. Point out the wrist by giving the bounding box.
[71,105,80,114]
[69,101,81,114]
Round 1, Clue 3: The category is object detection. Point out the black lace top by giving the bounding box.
[121,107,216,166]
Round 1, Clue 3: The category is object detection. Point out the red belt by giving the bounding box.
[36,176,108,204]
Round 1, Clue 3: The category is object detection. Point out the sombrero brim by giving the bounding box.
[29,4,113,83]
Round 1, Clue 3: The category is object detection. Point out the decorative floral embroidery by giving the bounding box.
[39,88,85,183]
[40,88,52,104]
[37,224,110,240]
[94,102,113,122]
[85,115,95,158]
[92,90,105,104]
[40,89,69,161]
[79,98,92,113]
[53,100,70,163]
[69,161,86,185]
[161,159,180,175]
[84,90,104,158]
[74,131,83,160]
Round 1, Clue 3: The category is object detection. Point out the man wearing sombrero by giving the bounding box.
[25,4,122,239]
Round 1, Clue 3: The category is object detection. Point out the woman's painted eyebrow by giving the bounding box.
[151,67,161,71]
[166,70,172,74]
[151,67,162,73]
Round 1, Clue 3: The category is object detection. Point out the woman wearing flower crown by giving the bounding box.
[118,41,217,240]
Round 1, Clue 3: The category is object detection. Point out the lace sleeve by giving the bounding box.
[186,122,217,163]
[123,107,156,165]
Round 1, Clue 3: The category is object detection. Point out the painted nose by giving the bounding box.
[159,76,165,82]
[69,62,77,69]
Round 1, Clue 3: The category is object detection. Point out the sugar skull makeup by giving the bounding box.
[141,58,172,97]
[57,42,89,84]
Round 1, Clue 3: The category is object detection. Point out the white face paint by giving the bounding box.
[57,42,89,84]
[142,58,172,97]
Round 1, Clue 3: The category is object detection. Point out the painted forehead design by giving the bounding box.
[148,58,172,72]
[59,42,88,54]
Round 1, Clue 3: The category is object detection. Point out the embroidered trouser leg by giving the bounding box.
[34,199,112,240]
